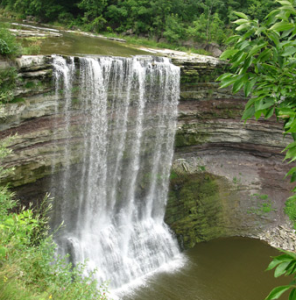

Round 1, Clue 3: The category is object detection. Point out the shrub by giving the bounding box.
[0,24,21,57]
[0,67,17,103]
[0,140,109,300]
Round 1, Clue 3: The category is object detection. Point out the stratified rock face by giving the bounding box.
[0,55,294,250]
[166,58,294,249]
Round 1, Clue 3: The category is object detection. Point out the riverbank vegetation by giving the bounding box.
[0,140,108,300]
[0,24,18,103]
[0,23,21,57]
[0,0,278,47]
[0,24,43,104]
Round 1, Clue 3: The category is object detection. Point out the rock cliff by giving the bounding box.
[0,54,293,250]
[168,56,294,249]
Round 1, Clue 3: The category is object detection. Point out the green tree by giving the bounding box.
[163,14,185,44]
[78,0,107,32]
[0,0,282,44]
[197,0,225,42]
[217,0,296,298]
[187,12,226,44]
[0,24,21,57]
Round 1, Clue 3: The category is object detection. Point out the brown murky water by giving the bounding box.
[1,19,149,56]
[33,32,149,57]
[123,237,290,300]
[0,18,149,57]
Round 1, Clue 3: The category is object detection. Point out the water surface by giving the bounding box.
[34,32,149,57]
[122,237,289,300]
[0,19,149,57]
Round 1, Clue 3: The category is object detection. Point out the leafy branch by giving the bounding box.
[217,1,296,299]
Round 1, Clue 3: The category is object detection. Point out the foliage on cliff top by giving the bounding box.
[0,25,42,103]
[217,0,296,298]
[0,140,109,300]
[0,0,278,46]
[0,23,21,57]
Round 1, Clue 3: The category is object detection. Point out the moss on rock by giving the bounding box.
[175,131,210,148]
[165,171,227,249]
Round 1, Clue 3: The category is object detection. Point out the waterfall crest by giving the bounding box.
[51,55,182,291]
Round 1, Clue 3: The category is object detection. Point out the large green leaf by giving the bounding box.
[248,42,268,57]
[285,146,296,160]
[278,107,296,117]
[233,12,249,20]
[233,19,250,25]
[285,166,296,177]
[275,261,290,277]
[289,288,296,300]
[236,23,251,31]
[270,22,295,32]
[242,56,253,70]
[220,49,239,60]
[282,46,296,56]
[244,79,257,97]
[255,98,275,111]
[268,31,280,47]
[245,97,257,109]
[237,40,250,51]
[242,106,255,120]
[232,50,247,64]
[277,0,294,7]
[232,74,248,94]
[219,76,239,89]
[238,29,256,43]
[265,286,291,300]
[286,260,296,274]
[284,140,296,150]
[226,35,240,45]
[255,109,263,119]
[265,107,275,119]
[216,73,233,81]
[258,49,272,61]
[266,255,295,271]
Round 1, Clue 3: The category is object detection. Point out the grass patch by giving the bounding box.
[247,194,276,216]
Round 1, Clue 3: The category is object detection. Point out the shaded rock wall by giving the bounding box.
[0,55,294,250]
[167,58,294,249]
[0,56,86,187]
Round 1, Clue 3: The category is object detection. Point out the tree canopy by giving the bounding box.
[0,0,278,44]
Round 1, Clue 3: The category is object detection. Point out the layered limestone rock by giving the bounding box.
[0,54,294,251]
[165,56,294,249]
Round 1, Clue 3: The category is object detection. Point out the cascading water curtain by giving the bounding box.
[51,55,183,293]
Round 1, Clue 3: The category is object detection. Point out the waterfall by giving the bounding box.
[50,55,183,293]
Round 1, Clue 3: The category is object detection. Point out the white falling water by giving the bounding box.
[51,55,183,293]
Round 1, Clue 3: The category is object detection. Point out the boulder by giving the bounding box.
[204,43,223,58]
